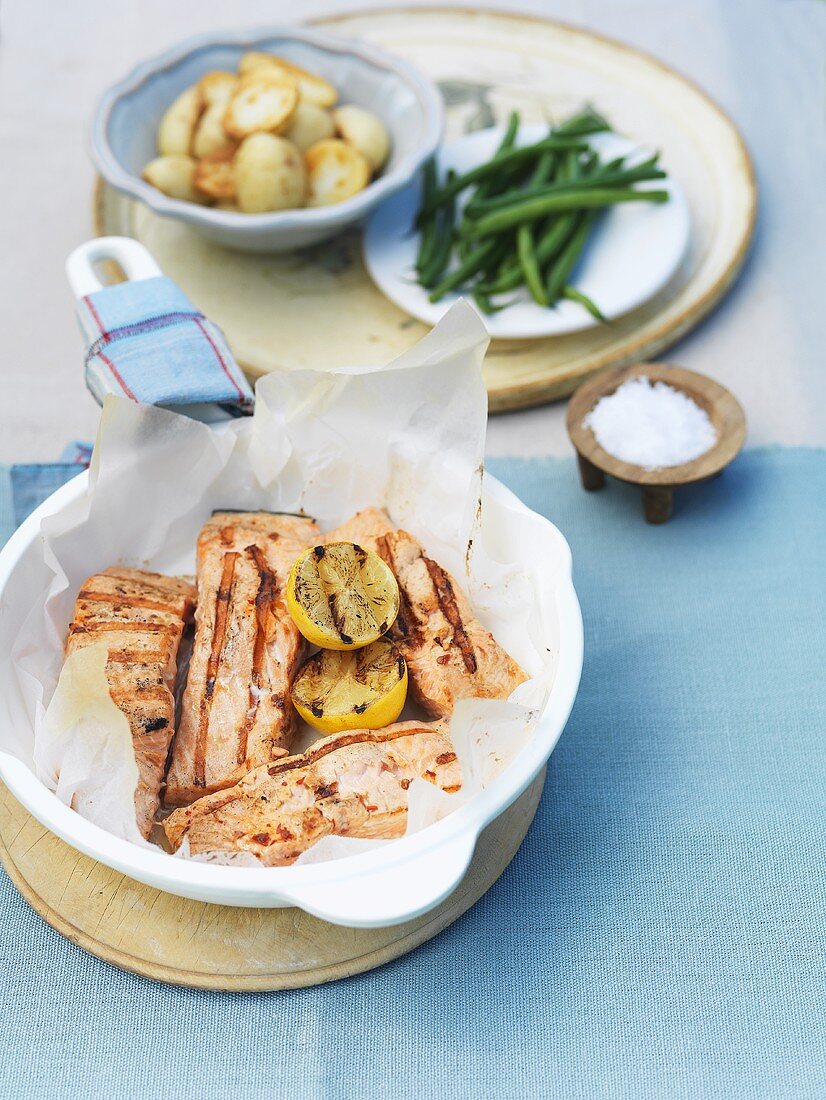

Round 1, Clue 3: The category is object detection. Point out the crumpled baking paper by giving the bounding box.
[8,300,556,865]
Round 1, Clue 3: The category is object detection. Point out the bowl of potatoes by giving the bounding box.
[91,27,444,253]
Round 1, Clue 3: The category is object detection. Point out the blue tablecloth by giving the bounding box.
[1,448,824,1099]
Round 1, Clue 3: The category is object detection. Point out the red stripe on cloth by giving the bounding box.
[83,295,109,342]
[98,350,138,401]
[194,317,246,404]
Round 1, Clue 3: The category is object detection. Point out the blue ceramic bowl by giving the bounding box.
[91,26,444,253]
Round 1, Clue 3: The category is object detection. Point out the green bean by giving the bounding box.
[475,149,592,293]
[459,114,524,250]
[468,157,664,216]
[498,111,521,152]
[478,213,579,295]
[516,225,548,305]
[463,188,669,238]
[421,136,590,213]
[563,286,607,322]
[472,288,495,314]
[415,158,439,270]
[554,109,611,136]
[530,149,556,186]
[507,144,559,306]
[427,238,501,302]
[545,211,598,303]
[419,172,457,288]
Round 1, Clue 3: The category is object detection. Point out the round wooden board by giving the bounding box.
[94,7,756,412]
[0,769,544,991]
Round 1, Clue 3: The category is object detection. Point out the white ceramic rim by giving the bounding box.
[89,25,445,236]
[0,470,583,927]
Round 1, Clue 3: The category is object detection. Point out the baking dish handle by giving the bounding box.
[280,833,478,928]
[66,236,162,298]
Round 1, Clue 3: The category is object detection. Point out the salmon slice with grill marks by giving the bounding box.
[324,509,527,718]
[65,566,196,838]
[165,512,321,806]
[164,720,461,864]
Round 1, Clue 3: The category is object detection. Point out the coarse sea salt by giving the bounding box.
[583,376,717,470]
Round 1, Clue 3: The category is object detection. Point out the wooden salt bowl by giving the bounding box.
[566,363,746,523]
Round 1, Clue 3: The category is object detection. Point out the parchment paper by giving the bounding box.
[9,301,556,864]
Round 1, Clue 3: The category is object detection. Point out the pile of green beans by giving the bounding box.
[414,110,669,316]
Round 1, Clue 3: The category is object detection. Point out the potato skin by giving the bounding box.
[235,133,307,212]
[192,100,235,158]
[157,86,203,156]
[305,138,371,206]
[331,106,390,172]
[142,155,209,203]
[284,102,335,153]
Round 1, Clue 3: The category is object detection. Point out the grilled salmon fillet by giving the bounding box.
[65,566,196,838]
[324,509,527,717]
[164,720,462,864]
[165,511,320,806]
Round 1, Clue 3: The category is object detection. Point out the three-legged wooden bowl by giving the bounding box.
[566,363,746,523]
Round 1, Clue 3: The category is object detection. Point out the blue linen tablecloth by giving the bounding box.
[1,447,824,1099]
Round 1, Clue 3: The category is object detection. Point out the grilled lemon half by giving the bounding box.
[291,638,408,733]
[286,541,400,650]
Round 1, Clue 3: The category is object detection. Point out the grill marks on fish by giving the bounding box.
[64,566,195,838]
[164,721,463,864]
[237,544,278,765]
[325,509,526,717]
[374,533,420,644]
[165,512,321,806]
[423,556,477,674]
[194,550,239,787]
[368,527,478,673]
[75,589,183,615]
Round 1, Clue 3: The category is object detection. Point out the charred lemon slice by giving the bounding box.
[286,542,400,650]
[291,638,408,733]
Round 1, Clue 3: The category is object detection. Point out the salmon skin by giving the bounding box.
[164,720,461,864]
[165,511,320,806]
[65,567,196,838]
[324,509,527,718]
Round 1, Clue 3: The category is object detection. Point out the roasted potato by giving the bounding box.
[305,138,371,206]
[197,70,238,106]
[223,71,298,140]
[157,86,203,156]
[192,100,235,158]
[238,52,337,108]
[235,133,307,212]
[237,51,280,76]
[284,101,335,153]
[331,106,390,172]
[142,155,208,203]
[194,147,237,201]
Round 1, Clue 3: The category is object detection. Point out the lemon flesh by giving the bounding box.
[286,542,400,650]
[291,638,408,733]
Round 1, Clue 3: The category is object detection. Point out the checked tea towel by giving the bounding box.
[76,275,254,417]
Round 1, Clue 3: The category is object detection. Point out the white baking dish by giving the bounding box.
[0,464,581,928]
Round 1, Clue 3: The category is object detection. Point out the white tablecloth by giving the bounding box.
[1,0,823,460]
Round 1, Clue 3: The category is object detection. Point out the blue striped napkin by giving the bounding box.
[76,276,254,417]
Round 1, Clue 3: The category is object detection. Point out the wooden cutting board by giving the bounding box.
[0,770,544,991]
[95,7,756,411]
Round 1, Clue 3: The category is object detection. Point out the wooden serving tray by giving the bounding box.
[95,7,756,412]
[0,772,544,991]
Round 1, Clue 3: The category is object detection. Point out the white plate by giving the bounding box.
[363,126,691,340]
